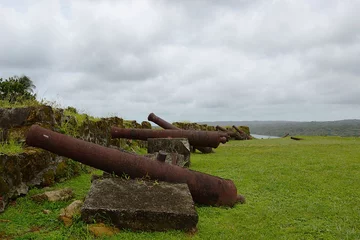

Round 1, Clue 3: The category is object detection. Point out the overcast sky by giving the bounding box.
[1,0,359,122]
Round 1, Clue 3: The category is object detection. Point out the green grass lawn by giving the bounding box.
[1,136,360,239]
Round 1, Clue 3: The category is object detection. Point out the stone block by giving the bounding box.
[144,152,187,168]
[0,149,74,212]
[0,106,55,129]
[88,223,120,237]
[0,106,56,142]
[59,200,83,227]
[81,178,198,232]
[147,138,190,167]
[31,188,74,203]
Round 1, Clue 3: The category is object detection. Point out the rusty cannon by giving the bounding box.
[111,127,227,149]
[147,112,177,130]
[148,113,228,153]
[26,125,245,206]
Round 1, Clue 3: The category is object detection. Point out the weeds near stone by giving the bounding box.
[153,180,160,186]
[121,172,130,180]
[0,98,41,108]
[0,139,23,155]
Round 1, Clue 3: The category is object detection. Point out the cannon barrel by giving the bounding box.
[148,113,231,138]
[227,132,238,138]
[111,127,226,148]
[216,125,227,132]
[148,113,177,130]
[26,125,243,206]
[148,113,227,153]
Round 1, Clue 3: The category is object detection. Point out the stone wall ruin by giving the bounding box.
[0,105,151,212]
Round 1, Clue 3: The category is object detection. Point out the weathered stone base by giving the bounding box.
[147,138,190,167]
[81,177,198,232]
[144,152,186,167]
[0,148,78,213]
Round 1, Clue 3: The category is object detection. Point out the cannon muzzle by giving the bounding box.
[148,113,176,130]
[216,125,227,132]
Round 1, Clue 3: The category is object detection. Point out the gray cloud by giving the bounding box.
[0,0,359,122]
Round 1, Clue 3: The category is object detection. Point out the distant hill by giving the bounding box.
[199,120,360,137]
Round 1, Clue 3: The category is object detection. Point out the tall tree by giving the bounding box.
[18,75,36,94]
[0,75,36,102]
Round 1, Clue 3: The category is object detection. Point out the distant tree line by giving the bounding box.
[201,120,360,137]
[0,75,36,103]
[246,121,360,137]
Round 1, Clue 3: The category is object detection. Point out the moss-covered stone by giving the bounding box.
[26,105,55,125]
[7,126,29,142]
[173,122,216,131]
[0,177,9,195]
[19,149,50,183]
[42,169,55,186]
[206,126,216,131]
[123,120,141,129]
[4,157,21,186]
[239,126,250,135]
[0,106,59,142]
[53,108,64,125]
[0,128,7,142]
[0,149,83,212]
[59,115,78,136]
[55,161,68,180]
[0,107,32,128]
[141,121,152,129]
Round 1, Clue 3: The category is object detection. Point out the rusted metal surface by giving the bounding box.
[195,146,213,154]
[112,127,225,148]
[219,136,228,143]
[26,125,243,207]
[216,131,230,140]
[215,128,231,141]
[148,113,215,153]
[148,113,177,130]
[216,125,227,132]
[227,132,238,138]
[236,194,246,204]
